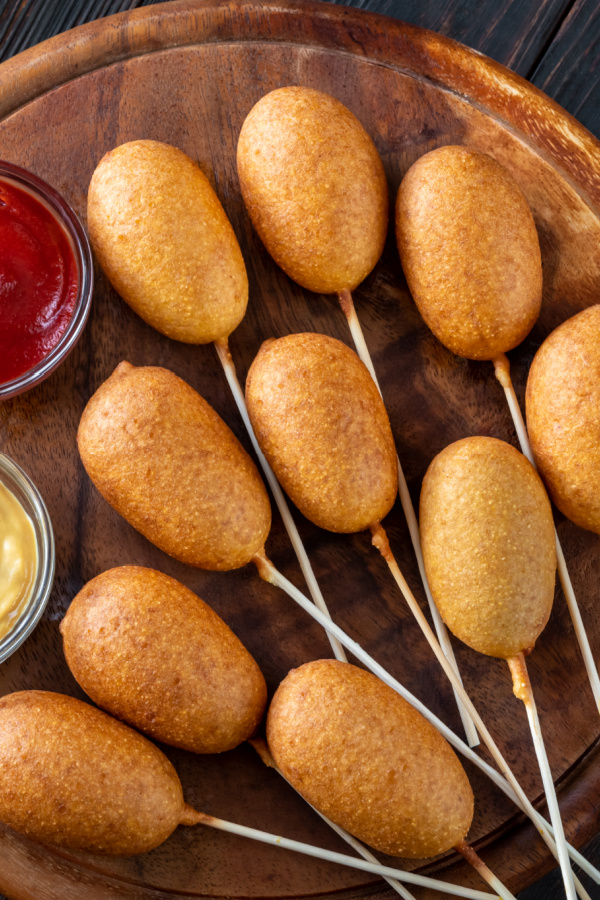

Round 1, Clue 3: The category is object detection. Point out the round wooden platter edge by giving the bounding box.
[1,1,600,898]
[1,0,600,209]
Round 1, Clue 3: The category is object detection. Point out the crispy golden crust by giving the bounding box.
[267,660,473,858]
[61,566,267,753]
[77,363,271,570]
[237,87,388,294]
[526,305,600,534]
[88,140,248,344]
[0,691,187,855]
[396,146,542,360]
[245,333,398,533]
[420,437,556,658]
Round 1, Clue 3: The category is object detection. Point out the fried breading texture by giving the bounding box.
[77,362,271,570]
[526,305,600,534]
[237,87,388,294]
[267,660,474,858]
[246,333,398,533]
[396,146,542,360]
[420,437,556,658]
[61,566,267,753]
[0,691,193,855]
[88,140,248,343]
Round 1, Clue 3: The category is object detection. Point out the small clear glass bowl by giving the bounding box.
[0,454,55,664]
[0,160,93,400]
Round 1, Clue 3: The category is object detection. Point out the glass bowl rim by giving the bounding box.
[0,159,93,399]
[0,453,55,664]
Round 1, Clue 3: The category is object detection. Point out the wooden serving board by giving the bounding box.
[1,1,600,897]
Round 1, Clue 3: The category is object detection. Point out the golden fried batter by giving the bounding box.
[267,660,473,858]
[0,691,199,855]
[526,305,600,534]
[246,333,398,533]
[420,437,556,658]
[88,140,248,343]
[237,87,388,294]
[78,362,271,570]
[61,566,267,753]
[396,146,542,360]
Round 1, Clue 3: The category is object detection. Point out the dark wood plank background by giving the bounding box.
[0,1,598,898]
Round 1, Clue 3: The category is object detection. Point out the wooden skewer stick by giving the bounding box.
[215,337,346,663]
[217,329,594,893]
[494,354,600,715]
[216,333,511,895]
[508,654,578,900]
[333,294,593,889]
[251,739,515,900]
[369,524,579,900]
[215,340,495,898]
[249,737,417,900]
[216,337,419,896]
[337,289,479,748]
[252,550,597,895]
[455,841,518,900]
[186,807,501,899]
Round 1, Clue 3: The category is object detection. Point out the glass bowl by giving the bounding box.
[0,454,55,664]
[0,160,93,400]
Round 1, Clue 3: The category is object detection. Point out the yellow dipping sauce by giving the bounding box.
[0,481,37,641]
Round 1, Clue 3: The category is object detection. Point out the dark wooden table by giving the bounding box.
[0,0,599,898]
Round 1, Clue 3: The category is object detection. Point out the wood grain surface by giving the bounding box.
[531,0,600,140]
[0,2,599,900]
[0,0,579,75]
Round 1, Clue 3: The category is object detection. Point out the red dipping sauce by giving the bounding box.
[0,179,79,384]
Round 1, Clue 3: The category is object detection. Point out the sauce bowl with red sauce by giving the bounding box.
[0,161,93,398]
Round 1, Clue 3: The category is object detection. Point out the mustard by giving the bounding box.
[0,481,37,641]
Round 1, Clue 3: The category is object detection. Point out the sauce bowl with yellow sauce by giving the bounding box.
[0,454,54,663]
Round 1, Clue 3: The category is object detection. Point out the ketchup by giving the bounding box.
[0,179,78,384]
